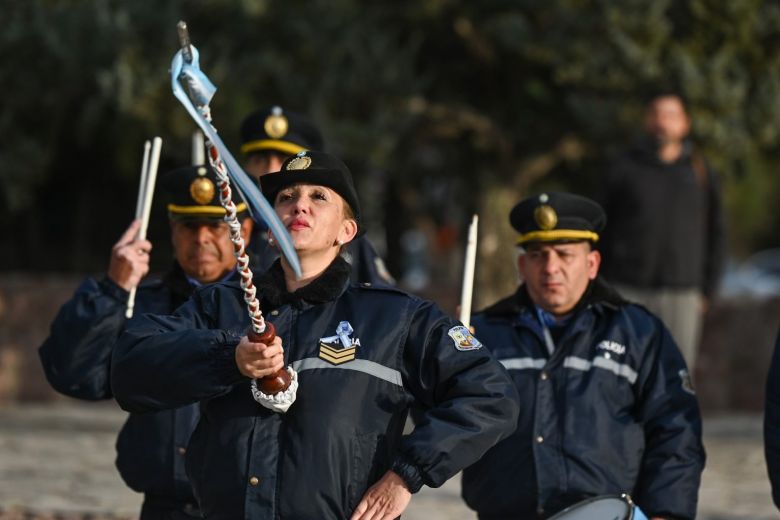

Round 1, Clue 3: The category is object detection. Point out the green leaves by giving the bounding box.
[4,0,780,273]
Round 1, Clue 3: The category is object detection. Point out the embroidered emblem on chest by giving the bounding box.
[319,321,361,365]
[448,325,483,351]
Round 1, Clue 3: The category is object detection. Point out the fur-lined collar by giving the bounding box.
[480,276,626,318]
[256,256,351,310]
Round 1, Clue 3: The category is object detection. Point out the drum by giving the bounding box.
[547,494,648,520]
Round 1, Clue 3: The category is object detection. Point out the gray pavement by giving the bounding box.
[0,402,775,519]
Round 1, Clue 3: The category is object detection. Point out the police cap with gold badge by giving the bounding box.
[240,106,324,157]
[510,192,606,245]
[159,164,248,221]
[259,150,362,232]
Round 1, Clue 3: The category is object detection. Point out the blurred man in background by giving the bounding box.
[599,90,725,371]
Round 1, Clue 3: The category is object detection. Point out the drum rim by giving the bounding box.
[547,494,633,520]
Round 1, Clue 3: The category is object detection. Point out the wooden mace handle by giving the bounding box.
[247,322,292,395]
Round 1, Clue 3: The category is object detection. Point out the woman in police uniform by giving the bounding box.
[111,151,519,520]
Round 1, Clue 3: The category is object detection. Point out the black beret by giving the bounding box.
[259,150,362,232]
[510,192,606,245]
[240,106,324,156]
[159,164,248,221]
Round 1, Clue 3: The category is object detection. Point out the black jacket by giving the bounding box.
[461,279,705,519]
[38,263,216,512]
[111,257,519,520]
[764,327,780,509]
[600,137,725,298]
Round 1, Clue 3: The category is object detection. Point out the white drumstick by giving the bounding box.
[459,214,479,329]
[126,137,163,319]
[138,137,162,240]
[192,130,205,166]
[135,141,151,219]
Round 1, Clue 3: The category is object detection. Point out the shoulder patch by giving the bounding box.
[679,369,695,395]
[448,325,483,351]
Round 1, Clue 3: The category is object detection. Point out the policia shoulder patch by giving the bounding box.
[448,325,482,352]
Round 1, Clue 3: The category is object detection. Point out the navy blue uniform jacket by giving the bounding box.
[39,264,211,511]
[111,258,519,520]
[462,278,705,520]
[600,137,725,298]
[764,327,780,510]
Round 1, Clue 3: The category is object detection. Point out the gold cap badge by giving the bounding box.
[286,151,312,171]
[190,177,216,205]
[264,106,289,139]
[534,204,558,230]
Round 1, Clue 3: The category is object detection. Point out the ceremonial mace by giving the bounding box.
[172,21,299,407]
[126,137,162,319]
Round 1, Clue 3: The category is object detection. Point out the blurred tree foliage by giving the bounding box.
[2,0,780,307]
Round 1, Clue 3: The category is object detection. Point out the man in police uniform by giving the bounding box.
[461,192,705,520]
[240,105,394,285]
[39,165,252,520]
